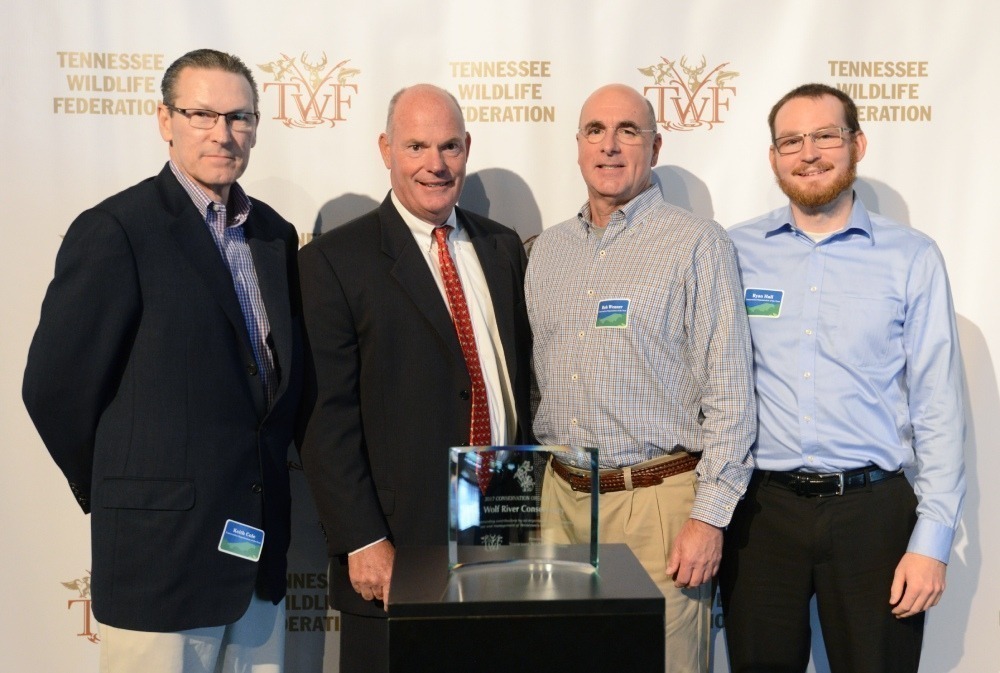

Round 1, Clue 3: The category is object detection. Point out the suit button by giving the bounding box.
[251,482,263,493]
[247,363,258,376]
[459,390,470,400]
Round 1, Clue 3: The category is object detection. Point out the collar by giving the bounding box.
[577,184,662,237]
[391,190,460,249]
[765,191,874,246]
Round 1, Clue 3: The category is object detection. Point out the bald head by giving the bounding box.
[385,84,466,140]
[579,84,657,131]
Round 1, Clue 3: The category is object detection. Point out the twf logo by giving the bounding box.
[258,52,359,128]
[482,534,504,551]
[61,570,99,643]
[638,55,739,131]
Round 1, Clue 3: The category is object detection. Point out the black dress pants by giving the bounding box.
[719,470,925,673]
[340,612,389,673]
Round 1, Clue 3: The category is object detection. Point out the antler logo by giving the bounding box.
[513,460,535,493]
[61,570,99,643]
[638,55,739,131]
[259,52,360,128]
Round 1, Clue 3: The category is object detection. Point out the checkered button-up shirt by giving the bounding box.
[169,161,277,406]
[526,186,756,526]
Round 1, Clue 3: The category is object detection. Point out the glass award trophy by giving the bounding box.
[448,445,599,570]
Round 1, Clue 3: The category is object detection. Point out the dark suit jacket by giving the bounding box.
[297,193,531,618]
[22,164,302,632]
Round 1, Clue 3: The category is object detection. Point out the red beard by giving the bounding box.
[777,146,858,209]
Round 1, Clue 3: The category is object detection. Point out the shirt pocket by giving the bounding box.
[829,295,899,369]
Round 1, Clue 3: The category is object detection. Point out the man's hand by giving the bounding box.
[665,518,723,588]
[890,552,946,618]
[348,539,395,610]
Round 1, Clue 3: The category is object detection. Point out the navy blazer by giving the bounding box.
[297,193,532,618]
[23,164,303,632]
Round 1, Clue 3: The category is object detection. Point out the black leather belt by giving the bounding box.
[762,465,902,497]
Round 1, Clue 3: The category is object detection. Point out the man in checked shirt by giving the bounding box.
[526,83,756,673]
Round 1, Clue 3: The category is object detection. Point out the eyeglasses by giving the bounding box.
[165,105,259,132]
[579,125,657,145]
[773,127,854,155]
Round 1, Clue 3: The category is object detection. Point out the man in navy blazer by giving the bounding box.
[297,84,532,673]
[23,49,301,672]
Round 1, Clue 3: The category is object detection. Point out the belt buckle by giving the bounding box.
[815,472,845,497]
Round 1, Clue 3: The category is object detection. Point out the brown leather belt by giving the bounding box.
[550,452,701,494]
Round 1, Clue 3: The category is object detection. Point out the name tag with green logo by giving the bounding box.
[218,519,264,562]
[596,299,630,328]
[745,288,783,318]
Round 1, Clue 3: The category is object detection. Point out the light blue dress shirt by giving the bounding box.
[728,195,966,563]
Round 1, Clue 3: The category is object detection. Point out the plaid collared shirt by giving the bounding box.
[169,161,277,406]
[526,186,756,526]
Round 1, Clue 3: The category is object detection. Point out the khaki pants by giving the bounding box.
[98,594,285,673]
[542,457,711,673]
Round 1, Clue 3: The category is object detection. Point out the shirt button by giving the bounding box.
[578,330,586,339]
[810,286,818,292]
[251,482,263,493]
[247,363,258,376]
[571,374,579,381]
[599,250,607,257]
[804,415,812,423]
[570,418,579,425]
[804,329,813,336]
[459,390,470,400]
[807,456,815,464]
[587,289,595,296]
[803,372,812,379]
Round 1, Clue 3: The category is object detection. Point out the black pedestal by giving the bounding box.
[386,544,664,672]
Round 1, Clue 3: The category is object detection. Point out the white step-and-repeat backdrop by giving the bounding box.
[2,2,996,670]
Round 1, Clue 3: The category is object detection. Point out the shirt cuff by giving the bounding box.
[906,517,957,564]
[349,537,387,556]
[689,481,741,529]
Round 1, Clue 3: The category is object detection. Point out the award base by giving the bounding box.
[387,544,665,672]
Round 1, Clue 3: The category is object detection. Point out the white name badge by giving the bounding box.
[218,519,265,562]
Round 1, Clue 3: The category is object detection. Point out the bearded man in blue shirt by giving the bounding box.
[720,83,967,673]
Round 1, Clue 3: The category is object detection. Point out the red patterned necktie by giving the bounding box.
[433,225,493,494]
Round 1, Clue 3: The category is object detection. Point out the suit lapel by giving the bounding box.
[246,218,292,405]
[378,196,465,362]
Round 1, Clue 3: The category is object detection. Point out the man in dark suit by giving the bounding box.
[297,84,532,673]
[22,49,301,672]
